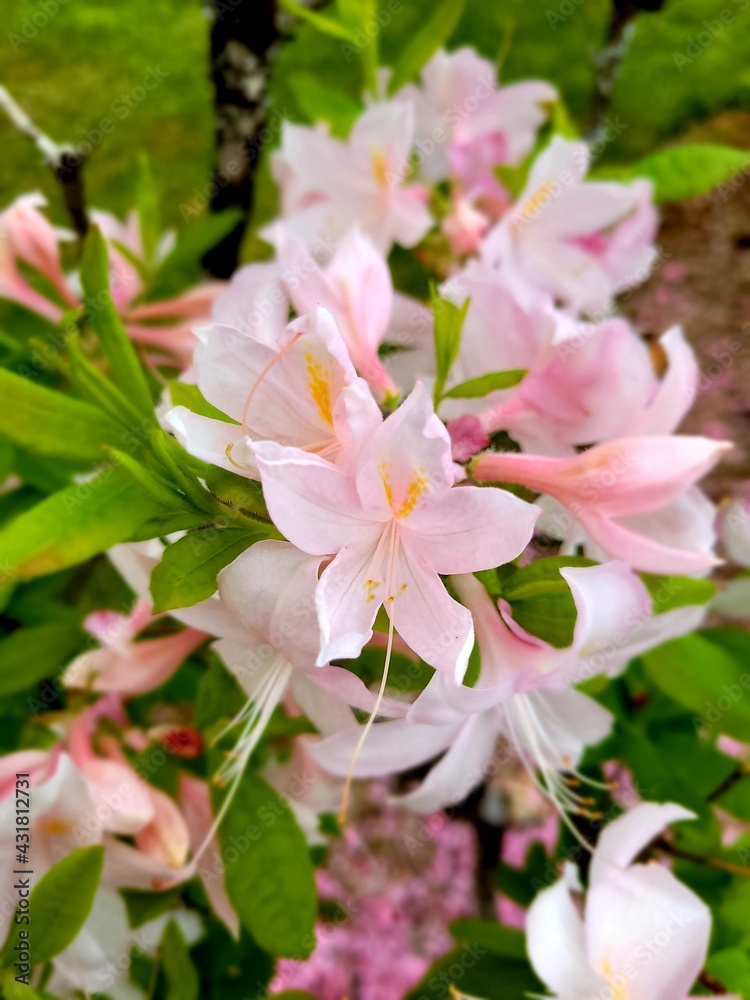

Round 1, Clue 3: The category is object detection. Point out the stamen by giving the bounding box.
[241,331,303,437]
[338,521,399,825]
[182,657,292,878]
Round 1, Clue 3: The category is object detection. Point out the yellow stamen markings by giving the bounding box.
[397,471,429,519]
[379,463,394,508]
[514,178,557,229]
[364,579,380,604]
[600,958,628,1000]
[40,818,70,835]
[304,351,334,426]
[379,463,428,519]
[371,147,389,190]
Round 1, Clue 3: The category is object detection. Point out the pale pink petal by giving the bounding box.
[590,802,696,884]
[526,864,606,996]
[179,774,240,938]
[309,716,457,779]
[403,483,539,574]
[315,535,386,664]
[355,382,453,516]
[585,863,710,999]
[395,713,498,813]
[164,406,257,479]
[388,545,474,680]
[254,441,376,554]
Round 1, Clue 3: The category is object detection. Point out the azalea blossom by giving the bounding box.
[254,382,540,677]
[480,136,658,312]
[467,322,695,457]
[166,306,382,479]
[311,560,701,816]
[63,598,206,697]
[0,195,223,366]
[48,888,202,1000]
[526,802,716,1000]
[0,192,77,322]
[471,437,730,574]
[398,47,555,202]
[262,101,432,255]
[276,226,403,400]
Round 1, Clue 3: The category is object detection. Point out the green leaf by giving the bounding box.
[149,210,243,299]
[387,0,467,95]
[0,465,165,583]
[160,920,199,1000]
[640,573,716,614]
[169,381,236,423]
[450,919,528,959]
[0,974,46,1000]
[121,887,185,930]
[0,370,123,464]
[715,778,750,821]
[280,0,356,41]
[707,948,750,996]
[499,556,594,648]
[0,625,84,696]
[642,633,750,741]
[150,526,276,612]
[135,155,162,266]
[194,653,246,731]
[597,144,750,203]
[2,846,103,966]
[405,943,542,1000]
[287,73,362,136]
[80,226,153,415]
[190,922,273,1000]
[204,468,272,522]
[432,289,470,403]
[442,369,527,400]
[215,771,317,958]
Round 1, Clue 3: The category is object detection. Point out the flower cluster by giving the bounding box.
[0,43,741,1000]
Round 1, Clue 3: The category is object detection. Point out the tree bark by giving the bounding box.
[202,0,280,278]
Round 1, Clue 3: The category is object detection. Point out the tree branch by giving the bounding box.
[0,85,89,239]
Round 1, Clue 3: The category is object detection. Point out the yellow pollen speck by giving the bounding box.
[40,818,70,835]
[379,464,394,508]
[371,147,389,190]
[600,959,627,1000]
[514,179,557,228]
[305,352,334,426]
[397,472,428,518]
[364,579,380,604]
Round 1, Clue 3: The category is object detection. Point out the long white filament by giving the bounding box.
[184,656,292,878]
[338,519,399,824]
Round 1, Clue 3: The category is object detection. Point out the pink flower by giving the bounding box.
[254,383,539,678]
[526,803,715,1000]
[398,49,555,194]
[481,137,658,312]
[0,193,76,322]
[277,227,400,401]
[0,749,97,944]
[471,437,730,573]
[63,598,206,697]
[166,306,382,479]
[311,561,655,814]
[92,209,225,366]
[263,102,432,255]
[473,322,698,457]
[179,774,240,938]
